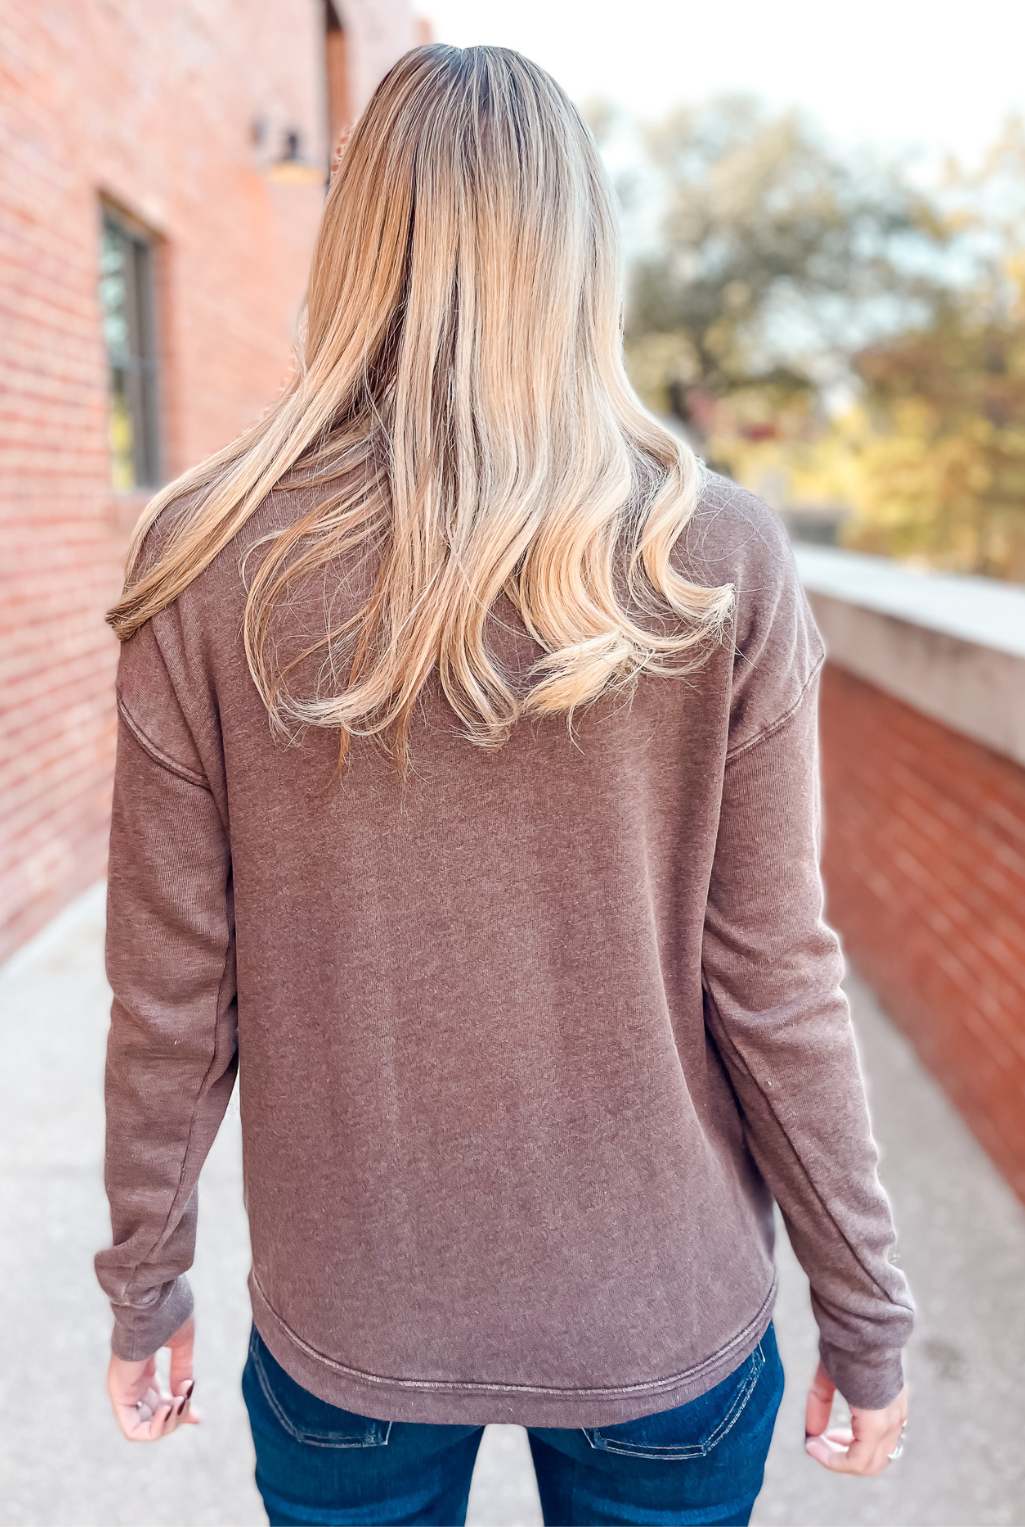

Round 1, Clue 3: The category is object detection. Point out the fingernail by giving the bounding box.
[184,1381,195,1400]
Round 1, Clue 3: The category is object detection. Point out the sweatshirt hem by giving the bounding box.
[248,1267,778,1427]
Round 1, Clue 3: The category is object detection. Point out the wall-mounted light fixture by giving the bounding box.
[265,127,326,184]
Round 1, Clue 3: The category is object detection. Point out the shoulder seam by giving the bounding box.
[725,653,825,765]
[117,692,211,790]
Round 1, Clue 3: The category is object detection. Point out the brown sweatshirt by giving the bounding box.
[96,472,913,1426]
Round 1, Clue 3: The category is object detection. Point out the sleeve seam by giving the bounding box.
[117,939,238,1312]
[117,692,211,791]
[725,652,825,765]
[700,984,913,1315]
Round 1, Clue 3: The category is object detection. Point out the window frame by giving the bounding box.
[98,203,162,490]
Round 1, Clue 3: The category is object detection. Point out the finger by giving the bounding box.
[817,1430,888,1476]
[113,1391,155,1434]
[126,1383,166,1425]
[170,1362,194,1399]
[153,1399,181,1439]
[805,1431,849,1469]
[847,1406,907,1474]
[876,1424,906,1471]
[116,1399,175,1443]
[804,1361,836,1439]
[178,1380,201,1425]
[168,1321,195,1395]
[115,1405,146,1442]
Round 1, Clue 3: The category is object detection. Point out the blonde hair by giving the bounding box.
[109,44,733,767]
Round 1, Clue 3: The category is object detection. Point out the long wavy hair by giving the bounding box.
[108,44,733,767]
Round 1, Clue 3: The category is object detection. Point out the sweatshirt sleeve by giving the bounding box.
[94,620,238,1361]
[701,669,914,1409]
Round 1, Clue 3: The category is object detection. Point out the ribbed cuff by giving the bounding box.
[818,1336,905,1411]
[110,1274,194,1361]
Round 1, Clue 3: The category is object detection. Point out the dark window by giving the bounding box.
[98,209,160,489]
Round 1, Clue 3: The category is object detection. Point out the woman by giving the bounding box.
[97,44,911,1527]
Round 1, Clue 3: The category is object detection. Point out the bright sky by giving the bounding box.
[417,0,1025,166]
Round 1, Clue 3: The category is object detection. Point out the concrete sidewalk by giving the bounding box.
[1,884,1023,1526]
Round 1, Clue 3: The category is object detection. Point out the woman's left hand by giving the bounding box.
[804,1359,907,1475]
[107,1316,199,1441]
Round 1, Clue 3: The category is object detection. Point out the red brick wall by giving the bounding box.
[0,1,333,962]
[819,662,1025,1202]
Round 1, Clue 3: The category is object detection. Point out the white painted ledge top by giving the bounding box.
[793,544,1025,661]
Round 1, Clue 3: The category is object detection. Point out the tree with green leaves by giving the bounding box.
[620,98,1025,578]
[623,96,947,442]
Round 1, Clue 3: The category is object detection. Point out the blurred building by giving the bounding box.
[0,0,421,960]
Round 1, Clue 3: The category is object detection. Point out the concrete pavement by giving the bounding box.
[1,883,1023,1526]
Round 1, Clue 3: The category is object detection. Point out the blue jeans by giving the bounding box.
[242,1323,784,1526]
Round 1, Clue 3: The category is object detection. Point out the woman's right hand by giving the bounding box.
[107,1316,199,1441]
[804,1360,908,1475]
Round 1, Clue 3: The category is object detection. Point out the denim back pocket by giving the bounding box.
[248,1327,392,1449]
[583,1341,767,1460]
